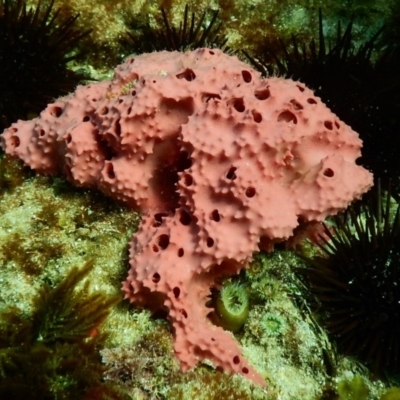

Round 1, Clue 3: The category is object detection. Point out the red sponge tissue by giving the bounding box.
[1,48,373,385]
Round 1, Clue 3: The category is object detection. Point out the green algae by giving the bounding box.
[0,260,123,399]
[0,155,33,196]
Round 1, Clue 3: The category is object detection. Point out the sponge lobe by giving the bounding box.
[1,48,373,386]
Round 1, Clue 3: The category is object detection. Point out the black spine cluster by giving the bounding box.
[299,181,400,376]
[126,4,231,54]
[0,0,90,131]
[244,9,400,182]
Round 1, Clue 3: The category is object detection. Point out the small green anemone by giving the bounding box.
[214,281,249,333]
[261,312,286,336]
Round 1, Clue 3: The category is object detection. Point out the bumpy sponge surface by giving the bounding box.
[1,49,373,385]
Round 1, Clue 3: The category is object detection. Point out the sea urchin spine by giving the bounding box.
[300,181,400,376]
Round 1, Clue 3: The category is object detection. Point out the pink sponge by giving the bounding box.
[1,48,373,385]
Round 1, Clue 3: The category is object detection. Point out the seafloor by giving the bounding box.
[1,0,400,399]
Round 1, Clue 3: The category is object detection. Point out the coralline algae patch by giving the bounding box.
[0,161,140,310]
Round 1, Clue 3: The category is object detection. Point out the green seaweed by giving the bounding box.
[0,259,124,399]
[0,155,33,195]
